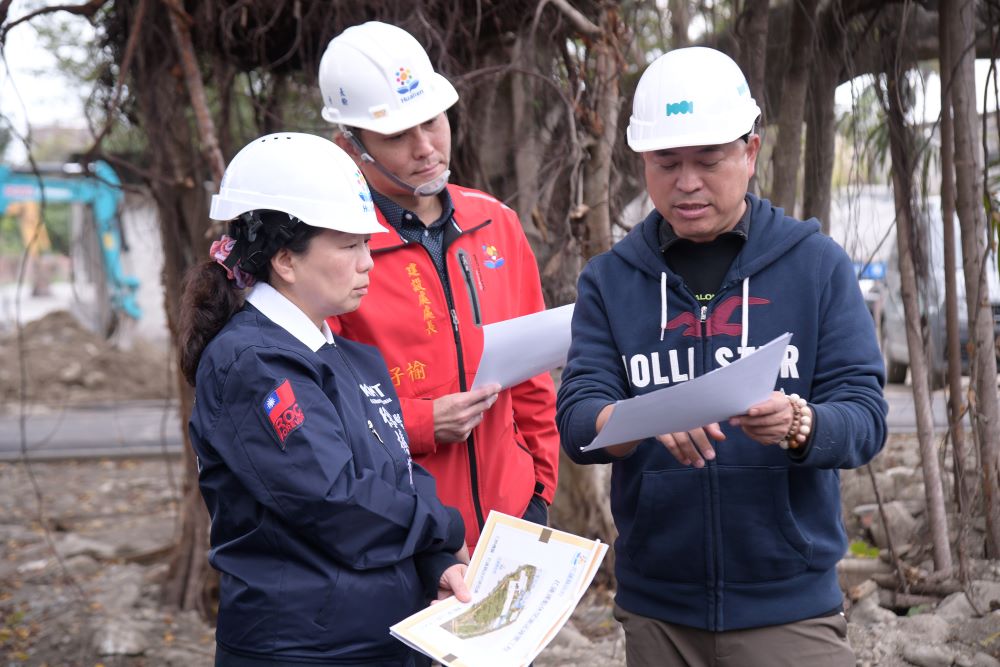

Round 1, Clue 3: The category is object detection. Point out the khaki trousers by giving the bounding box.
[614,603,854,667]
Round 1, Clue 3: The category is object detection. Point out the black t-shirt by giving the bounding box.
[659,203,750,303]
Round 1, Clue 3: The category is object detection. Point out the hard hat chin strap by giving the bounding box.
[342,129,450,197]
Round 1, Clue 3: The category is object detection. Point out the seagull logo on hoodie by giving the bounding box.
[667,295,770,337]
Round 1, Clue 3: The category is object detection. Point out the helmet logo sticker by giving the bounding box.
[665,100,694,116]
[395,67,420,94]
[395,66,425,103]
[482,244,505,269]
[736,82,748,96]
[355,170,374,214]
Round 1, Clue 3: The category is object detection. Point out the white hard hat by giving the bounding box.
[626,47,761,152]
[209,133,385,235]
[318,21,459,135]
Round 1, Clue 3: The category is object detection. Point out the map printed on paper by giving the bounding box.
[390,512,607,667]
[443,564,537,638]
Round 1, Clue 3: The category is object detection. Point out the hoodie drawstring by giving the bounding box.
[741,276,750,351]
[660,272,667,342]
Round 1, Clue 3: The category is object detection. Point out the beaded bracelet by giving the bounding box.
[779,393,812,450]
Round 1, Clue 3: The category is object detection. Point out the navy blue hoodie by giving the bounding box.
[190,283,464,664]
[557,194,887,632]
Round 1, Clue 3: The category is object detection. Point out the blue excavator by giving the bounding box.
[0,160,142,331]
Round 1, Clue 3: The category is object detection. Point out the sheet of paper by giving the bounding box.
[471,304,575,390]
[582,332,792,452]
[390,511,607,667]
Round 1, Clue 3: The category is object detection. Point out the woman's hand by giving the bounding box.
[433,563,470,603]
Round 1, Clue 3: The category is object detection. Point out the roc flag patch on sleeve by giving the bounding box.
[264,379,305,448]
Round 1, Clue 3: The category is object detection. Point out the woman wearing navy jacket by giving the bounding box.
[178,133,468,666]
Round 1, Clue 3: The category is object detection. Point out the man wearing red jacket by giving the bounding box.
[318,21,559,549]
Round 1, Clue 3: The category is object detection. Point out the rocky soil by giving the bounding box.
[0,310,998,666]
[0,310,174,407]
[2,431,999,666]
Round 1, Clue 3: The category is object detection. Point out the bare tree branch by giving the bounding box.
[162,0,226,186]
[536,0,600,37]
[0,0,107,44]
[83,0,149,159]
[0,0,13,26]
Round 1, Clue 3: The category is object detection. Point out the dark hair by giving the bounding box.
[740,115,762,143]
[178,211,323,386]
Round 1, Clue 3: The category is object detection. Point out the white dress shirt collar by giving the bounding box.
[246,282,334,352]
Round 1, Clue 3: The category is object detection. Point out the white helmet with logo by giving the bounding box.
[210,133,385,235]
[319,21,459,135]
[626,47,761,153]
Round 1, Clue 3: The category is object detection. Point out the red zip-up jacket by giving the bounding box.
[328,183,559,548]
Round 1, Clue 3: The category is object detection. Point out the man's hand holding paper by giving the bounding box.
[583,333,793,455]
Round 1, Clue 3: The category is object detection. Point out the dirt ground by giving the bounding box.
[1,311,999,666]
[4,437,998,667]
[0,310,174,407]
[0,457,627,667]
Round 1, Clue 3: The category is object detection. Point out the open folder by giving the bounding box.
[583,332,792,451]
[391,511,607,667]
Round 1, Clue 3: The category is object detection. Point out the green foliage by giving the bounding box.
[41,203,71,254]
[906,604,932,616]
[835,75,890,186]
[0,214,24,254]
[31,10,146,160]
[0,203,71,256]
[848,539,880,559]
[0,606,32,663]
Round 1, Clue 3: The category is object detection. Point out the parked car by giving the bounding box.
[880,196,1000,384]
[854,260,886,321]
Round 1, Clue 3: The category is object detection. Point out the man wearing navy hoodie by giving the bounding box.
[556,47,887,667]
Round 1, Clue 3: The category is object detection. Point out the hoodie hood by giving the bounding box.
[614,194,820,284]
[612,194,820,344]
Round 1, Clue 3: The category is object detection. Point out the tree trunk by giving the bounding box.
[937,0,972,556]
[949,0,1000,558]
[734,0,769,124]
[164,0,225,188]
[161,376,216,615]
[883,38,953,573]
[734,0,769,195]
[122,0,217,614]
[578,17,624,260]
[768,0,818,214]
[542,3,626,583]
[801,0,852,231]
[668,0,689,47]
[549,449,616,586]
[801,56,837,231]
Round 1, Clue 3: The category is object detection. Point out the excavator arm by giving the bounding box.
[0,161,142,324]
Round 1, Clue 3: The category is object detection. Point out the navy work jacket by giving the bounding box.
[190,283,464,664]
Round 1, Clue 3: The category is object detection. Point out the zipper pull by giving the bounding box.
[450,308,460,329]
[700,305,708,322]
[367,419,384,444]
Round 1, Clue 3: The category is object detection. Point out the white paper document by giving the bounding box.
[582,332,792,452]
[390,511,608,667]
[471,304,575,390]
